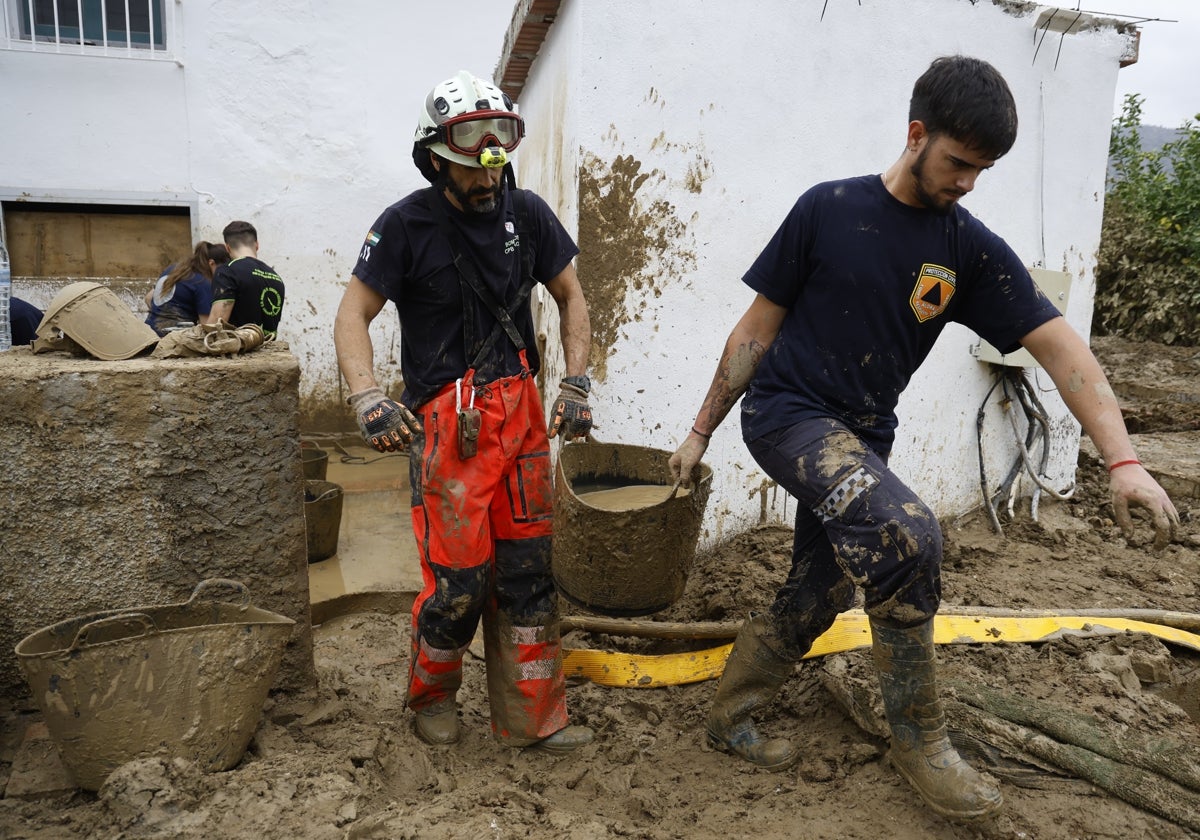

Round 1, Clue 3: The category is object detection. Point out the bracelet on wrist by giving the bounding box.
[1107,459,1141,473]
[691,426,712,440]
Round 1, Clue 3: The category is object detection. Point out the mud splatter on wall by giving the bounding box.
[576,151,697,381]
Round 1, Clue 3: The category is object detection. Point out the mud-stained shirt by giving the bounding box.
[741,174,1061,453]
[352,185,578,408]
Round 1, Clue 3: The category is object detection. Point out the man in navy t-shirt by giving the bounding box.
[670,56,1179,821]
[333,71,594,756]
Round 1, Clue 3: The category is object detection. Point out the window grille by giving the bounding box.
[2,0,175,58]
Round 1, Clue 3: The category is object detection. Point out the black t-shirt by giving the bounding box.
[212,256,286,338]
[741,174,1061,453]
[352,185,579,407]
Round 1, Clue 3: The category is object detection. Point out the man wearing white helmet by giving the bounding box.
[334,71,594,753]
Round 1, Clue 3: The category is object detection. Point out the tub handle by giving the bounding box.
[188,578,251,608]
[305,486,341,504]
[71,613,157,649]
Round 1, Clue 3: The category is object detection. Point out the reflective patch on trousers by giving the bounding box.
[517,656,558,681]
[419,638,469,662]
[815,467,879,523]
[509,624,545,646]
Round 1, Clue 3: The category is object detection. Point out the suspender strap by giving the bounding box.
[426,188,532,371]
[475,189,538,365]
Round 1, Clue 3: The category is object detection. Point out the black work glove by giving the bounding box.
[548,380,593,441]
[348,387,422,452]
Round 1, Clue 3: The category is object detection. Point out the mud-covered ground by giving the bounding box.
[2,336,1199,839]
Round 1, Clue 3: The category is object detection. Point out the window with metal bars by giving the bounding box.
[7,0,168,52]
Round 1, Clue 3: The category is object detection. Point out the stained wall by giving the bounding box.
[0,345,315,701]
[514,0,1133,545]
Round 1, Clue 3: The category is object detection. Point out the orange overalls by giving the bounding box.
[405,354,568,745]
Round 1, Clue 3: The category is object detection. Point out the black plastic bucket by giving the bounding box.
[305,479,343,562]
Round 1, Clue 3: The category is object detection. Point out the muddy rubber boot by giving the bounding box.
[528,725,595,754]
[871,616,1003,821]
[414,696,460,745]
[705,614,798,771]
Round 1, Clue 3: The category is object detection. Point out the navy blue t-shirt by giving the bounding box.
[10,296,43,346]
[145,267,214,336]
[741,174,1061,453]
[352,185,579,407]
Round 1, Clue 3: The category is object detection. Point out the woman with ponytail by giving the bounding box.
[144,240,231,335]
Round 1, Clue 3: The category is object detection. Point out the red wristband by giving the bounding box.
[691,426,712,440]
[1107,459,1141,473]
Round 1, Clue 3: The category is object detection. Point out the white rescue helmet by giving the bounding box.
[412,71,524,180]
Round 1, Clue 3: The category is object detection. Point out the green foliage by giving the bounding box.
[1095,95,1200,345]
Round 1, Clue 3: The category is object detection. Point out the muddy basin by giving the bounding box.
[14,579,294,791]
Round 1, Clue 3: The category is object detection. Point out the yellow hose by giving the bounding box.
[561,609,1200,689]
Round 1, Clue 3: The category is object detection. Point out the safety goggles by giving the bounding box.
[439,111,525,156]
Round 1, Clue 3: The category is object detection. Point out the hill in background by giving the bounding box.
[1108,123,1186,181]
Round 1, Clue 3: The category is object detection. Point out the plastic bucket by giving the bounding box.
[301,447,329,481]
[305,479,343,563]
[13,579,294,791]
[553,442,712,617]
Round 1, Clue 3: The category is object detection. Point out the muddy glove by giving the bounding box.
[548,376,593,441]
[348,387,422,453]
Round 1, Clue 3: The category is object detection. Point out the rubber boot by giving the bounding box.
[871,617,1003,821]
[529,725,595,754]
[705,614,798,771]
[414,695,460,745]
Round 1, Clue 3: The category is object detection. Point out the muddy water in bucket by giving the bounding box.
[553,442,713,616]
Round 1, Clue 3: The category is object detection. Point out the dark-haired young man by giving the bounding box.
[670,55,1179,821]
[211,220,286,338]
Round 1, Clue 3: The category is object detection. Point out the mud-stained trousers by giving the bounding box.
[405,365,568,745]
[745,416,943,660]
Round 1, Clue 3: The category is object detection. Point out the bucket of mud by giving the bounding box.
[553,442,712,617]
[305,479,343,563]
[13,578,294,791]
[301,446,329,481]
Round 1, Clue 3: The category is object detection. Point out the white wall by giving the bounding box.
[0,0,516,420]
[1,0,1132,547]
[512,0,1130,546]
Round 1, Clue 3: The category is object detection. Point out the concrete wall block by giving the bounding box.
[0,344,315,701]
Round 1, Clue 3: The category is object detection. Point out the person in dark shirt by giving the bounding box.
[333,71,594,755]
[670,55,1179,822]
[144,241,230,336]
[210,221,285,338]
[9,296,43,346]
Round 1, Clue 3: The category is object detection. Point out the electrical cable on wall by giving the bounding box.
[976,364,1075,535]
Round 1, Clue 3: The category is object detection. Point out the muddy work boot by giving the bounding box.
[871,616,1003,821]
[414,696,460,745]
[528,725,595,754]
[705,614,798,771]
